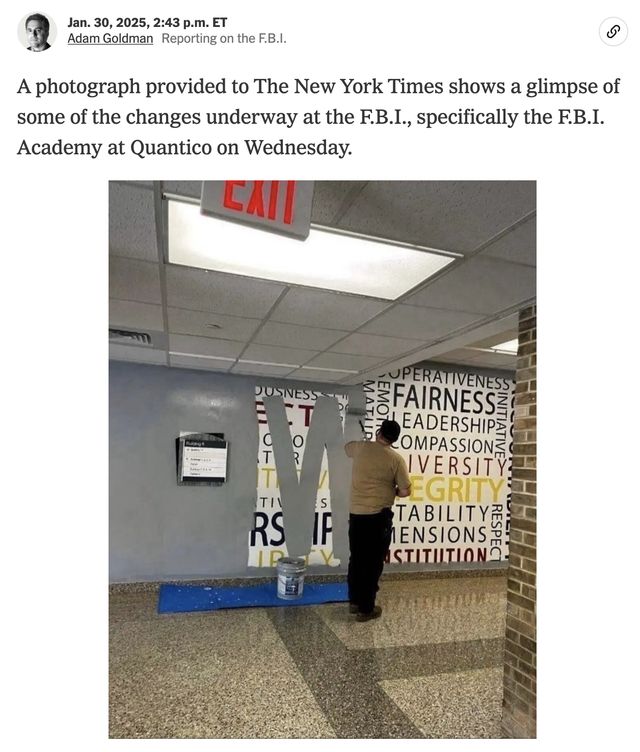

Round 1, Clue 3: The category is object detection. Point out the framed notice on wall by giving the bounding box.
[176,432,227,486]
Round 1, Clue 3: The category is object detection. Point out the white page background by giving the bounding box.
[1,1,637,749]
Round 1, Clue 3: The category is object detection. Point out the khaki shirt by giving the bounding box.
[345,440,411,515]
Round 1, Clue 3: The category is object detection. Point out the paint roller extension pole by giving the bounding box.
[345,403,367,442]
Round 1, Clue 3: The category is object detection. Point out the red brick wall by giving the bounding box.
[502,305,537,738]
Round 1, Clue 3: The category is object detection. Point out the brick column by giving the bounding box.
[501,305,537,738]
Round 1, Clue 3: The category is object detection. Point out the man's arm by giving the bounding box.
[395,456,411,497]
[344,441,358,457]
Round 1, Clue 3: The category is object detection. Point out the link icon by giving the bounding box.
[599,17,628,46]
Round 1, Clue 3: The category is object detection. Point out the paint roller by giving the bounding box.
[346,404,367,434]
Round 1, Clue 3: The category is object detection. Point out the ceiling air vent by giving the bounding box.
[109,328,152,346]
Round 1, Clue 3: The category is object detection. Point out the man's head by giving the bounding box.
[376,419,401,445]
[26,14,50,50]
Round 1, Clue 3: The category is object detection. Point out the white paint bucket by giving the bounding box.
[276,557,306,600]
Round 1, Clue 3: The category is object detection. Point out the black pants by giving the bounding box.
[347,508,394,614]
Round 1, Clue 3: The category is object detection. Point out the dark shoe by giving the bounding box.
[349,603,359,614]
[355,605,382,622]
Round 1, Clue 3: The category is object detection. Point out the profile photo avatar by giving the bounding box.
[25,13,51,51]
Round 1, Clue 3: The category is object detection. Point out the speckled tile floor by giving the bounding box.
[109,575,507,738]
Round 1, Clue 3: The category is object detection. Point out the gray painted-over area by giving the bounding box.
[110,360,513,583]
[109,361,362,582]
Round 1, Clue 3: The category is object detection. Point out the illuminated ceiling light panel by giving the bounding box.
[168,199,456,300]
[489,338,518,354]
[169,352,236,361]
[237,359,298,368]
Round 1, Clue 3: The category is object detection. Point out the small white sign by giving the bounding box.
[178,433,228,484]
[181,443,227,480]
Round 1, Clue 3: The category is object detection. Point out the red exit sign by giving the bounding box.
[200,181,315,239]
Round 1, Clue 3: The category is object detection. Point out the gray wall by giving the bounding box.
[109,361,362,582]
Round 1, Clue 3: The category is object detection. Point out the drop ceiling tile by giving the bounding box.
[112,180,154,189]
[492,314,520,330]
[404,257,536,314]
[232,362,296,376]
[430,355,474,366]
[163,181,202,198]
[467,353,517,369]
[305,352,387,371]
[169,354,234,372]
[109,343,166,365]
[310,181,369,224]
[109,183,159,262]
[482,217,536,266]
[241,344,319,366]
[338,181,536,253]
[167,307,261,341]
[254,321,348,350]
[109,300,164,332]
[270,288,388,330]
[445,349,495,362]
[330,332,425,357]
[165,266,286,317]
[288,369,351,382]
[169,334,245,359]
[109,257,162,304]
[471,329,519,349]
[430,349,481,363]
[360,305,483,340]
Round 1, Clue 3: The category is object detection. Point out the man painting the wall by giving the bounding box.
[345,420,411,621]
